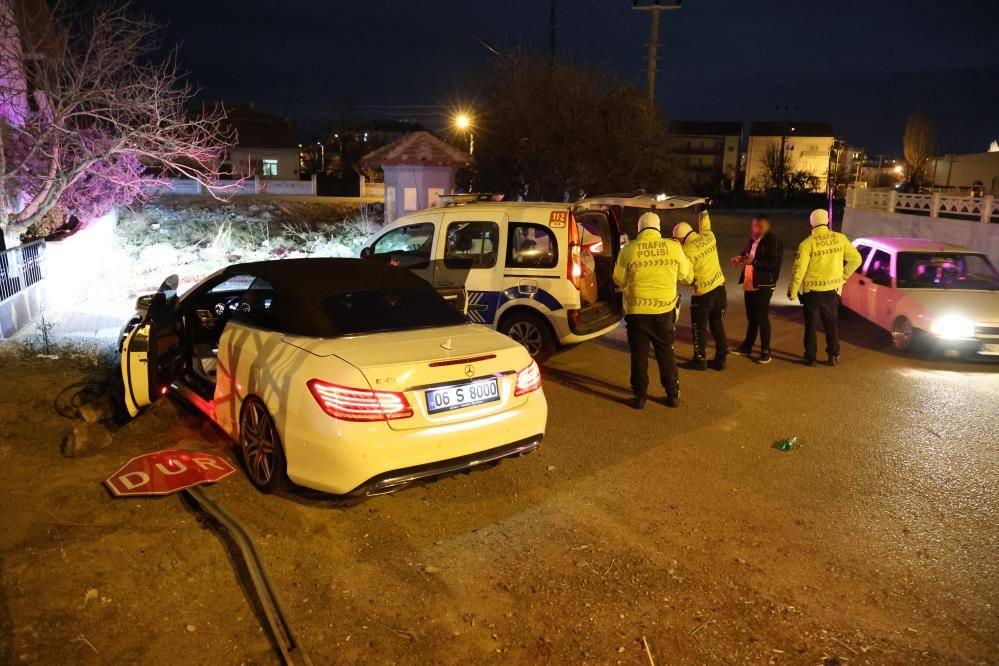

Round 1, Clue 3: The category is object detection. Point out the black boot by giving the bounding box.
[630,395,647,410]
[681,358,707,371]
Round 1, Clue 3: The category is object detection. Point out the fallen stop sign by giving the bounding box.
[105,450,235,497]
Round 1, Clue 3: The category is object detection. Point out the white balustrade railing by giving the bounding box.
[848,187,997,223]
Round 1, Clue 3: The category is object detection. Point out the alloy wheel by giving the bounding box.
[241,400,276,486]
[508,320,543,357]
[891,318,913,351]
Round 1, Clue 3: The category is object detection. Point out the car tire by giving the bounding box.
[499,311,556,363]
[890,316,921,354]
[239,397,289,493]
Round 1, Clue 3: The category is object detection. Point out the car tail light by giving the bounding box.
[307,379,413,421]
[567,213,582,289]
[514,360,542,396]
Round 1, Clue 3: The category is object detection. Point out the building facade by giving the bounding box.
[362,131,469,223]
[744,121,835,193]
[927,151,999,194]
[216,105,301,180]
[666,121,741,193]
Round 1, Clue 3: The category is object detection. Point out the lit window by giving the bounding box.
[262,159,278,176]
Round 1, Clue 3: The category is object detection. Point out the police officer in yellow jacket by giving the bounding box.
[787,209,863,366]
[673,209,728,371]
[613,211,692,409]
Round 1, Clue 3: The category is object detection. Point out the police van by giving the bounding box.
[360,193,706,361]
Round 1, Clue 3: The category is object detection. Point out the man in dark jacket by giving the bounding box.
[730,214,783,364]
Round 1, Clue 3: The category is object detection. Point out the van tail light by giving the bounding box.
[307,379,413,421]
[514,360,542,396]
[567,213,582,289]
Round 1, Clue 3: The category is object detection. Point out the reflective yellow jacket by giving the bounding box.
[788,226,863,300]
[680,212,725,295]
[613,228,692,315]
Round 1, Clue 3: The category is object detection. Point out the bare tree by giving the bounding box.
[755,142,794,194]
[0,0,233,239]
[902,110,935,189]
[474,52,681,201]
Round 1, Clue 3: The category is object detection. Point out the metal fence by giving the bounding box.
[847,188,999,223]
[0,240,46,304]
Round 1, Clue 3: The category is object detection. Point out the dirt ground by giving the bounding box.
[2,211,997,664]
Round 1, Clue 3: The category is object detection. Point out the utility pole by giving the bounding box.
[548,0,557,65]
[776,104,798,201]
[632,1,682,106]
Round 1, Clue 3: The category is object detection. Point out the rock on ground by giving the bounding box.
[62,422,113,457]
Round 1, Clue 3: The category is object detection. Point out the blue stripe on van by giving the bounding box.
[466,288,563,325]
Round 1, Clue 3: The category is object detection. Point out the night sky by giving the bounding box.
[130,0,999,155]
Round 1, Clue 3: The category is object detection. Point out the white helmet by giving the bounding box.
[672,221,693,242]
[637,211,661,232]
[809,208,829,227]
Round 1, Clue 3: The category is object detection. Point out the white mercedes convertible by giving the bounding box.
[119,259,547,494]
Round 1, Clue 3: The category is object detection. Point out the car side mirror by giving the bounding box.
[360,246,373,259]
[135,292,166,317]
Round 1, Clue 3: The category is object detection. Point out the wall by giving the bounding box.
[843,208,999,264]
[744,135,834,192]
[383,165,456,223]
[145,176,316,196]
[927,152,999,194]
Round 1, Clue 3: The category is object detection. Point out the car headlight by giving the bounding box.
[929,314,975,339]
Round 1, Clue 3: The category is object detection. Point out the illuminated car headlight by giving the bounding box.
[929,315,975,339]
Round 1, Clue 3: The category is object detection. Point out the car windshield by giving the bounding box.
[896,252,999,291]
[322,288,466,336]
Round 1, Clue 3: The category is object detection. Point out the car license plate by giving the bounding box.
[425,378,500,414]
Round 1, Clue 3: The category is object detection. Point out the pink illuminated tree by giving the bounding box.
[0,0,235,239]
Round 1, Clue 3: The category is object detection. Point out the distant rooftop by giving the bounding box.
[362,131,470,168]
[203,103,298,149]
[669,120,742,137]
[749,121,834,138]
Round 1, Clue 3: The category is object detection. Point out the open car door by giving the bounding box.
[120,275,185,417]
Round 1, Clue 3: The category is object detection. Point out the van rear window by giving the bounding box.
[507,223,558,268]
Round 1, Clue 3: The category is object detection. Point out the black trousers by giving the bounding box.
[625,311,678,397]
[801,290,840,359]
[741,287,774,352]
[690,285,728,361]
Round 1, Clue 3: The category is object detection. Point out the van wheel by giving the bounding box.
[891,317,917,353]
[240,398,288,493]
[500,312,555,363]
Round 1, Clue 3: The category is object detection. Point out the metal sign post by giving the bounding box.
[104,450,312,665]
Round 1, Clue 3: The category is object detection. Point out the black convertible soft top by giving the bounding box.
[208,258,441,337]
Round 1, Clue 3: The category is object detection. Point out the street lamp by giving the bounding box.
[453,113,474,157]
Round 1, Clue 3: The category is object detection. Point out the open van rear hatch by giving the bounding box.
[571,192,707,214]
[565,193,707,334]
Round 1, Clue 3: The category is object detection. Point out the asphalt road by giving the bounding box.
[2,210,997,663]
